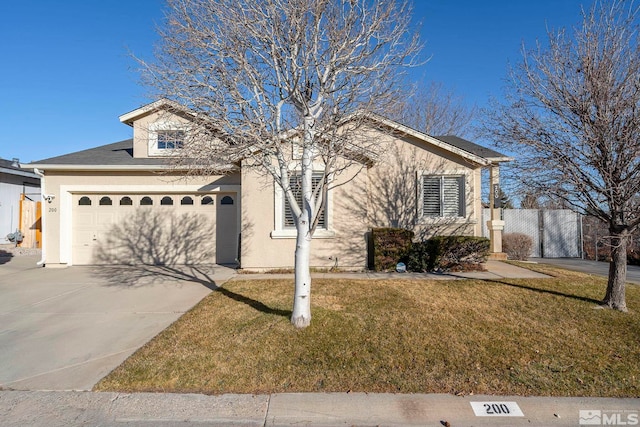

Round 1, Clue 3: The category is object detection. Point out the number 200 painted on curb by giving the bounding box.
[470,401,525,417]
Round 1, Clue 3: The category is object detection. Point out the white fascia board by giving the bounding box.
[365,113,491,166]
[26,164,238,173]
[486,156,515,163]
[0,167,41,179]
[119,99,192,126]
[26,164,171,171]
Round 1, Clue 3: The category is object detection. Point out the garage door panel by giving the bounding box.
[72,193,234,266]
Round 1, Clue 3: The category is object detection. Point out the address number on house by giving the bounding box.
[470,401,524,417]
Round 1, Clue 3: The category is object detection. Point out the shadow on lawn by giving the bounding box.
[489,279,602,305]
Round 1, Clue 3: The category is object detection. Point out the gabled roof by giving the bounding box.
[26,140,172,171]
[27,100,510,171]
[364,112,511,166]
[119,98,196,127]
[433,135,512,163]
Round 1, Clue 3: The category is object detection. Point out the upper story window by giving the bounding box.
[157,130,184,150]
[148,122,187,156]
[421,174,465,218]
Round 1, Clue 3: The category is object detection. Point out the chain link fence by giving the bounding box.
[482,209,581,258]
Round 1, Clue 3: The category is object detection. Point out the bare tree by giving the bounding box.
[483,0,640,311]
[389,82,476,137]
[140,0,421,327]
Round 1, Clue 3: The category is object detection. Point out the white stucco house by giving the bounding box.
[26,100,509,269]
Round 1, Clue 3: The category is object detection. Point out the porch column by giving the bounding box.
[487,163,507,260]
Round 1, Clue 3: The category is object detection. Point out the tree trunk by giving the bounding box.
[291,221,312,328]
[290,116,315,328]
[602,230,628,311]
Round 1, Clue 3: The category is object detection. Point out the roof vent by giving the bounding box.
[11,158,19,168]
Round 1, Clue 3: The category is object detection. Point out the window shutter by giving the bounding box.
[422,176,441,217]
[442,176,461,217]
[284,173,326,228]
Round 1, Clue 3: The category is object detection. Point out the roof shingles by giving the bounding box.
[29,140,167,166]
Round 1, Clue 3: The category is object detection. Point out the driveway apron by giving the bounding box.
[0,256,234,391]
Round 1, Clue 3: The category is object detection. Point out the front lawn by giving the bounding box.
[94,266,640,397]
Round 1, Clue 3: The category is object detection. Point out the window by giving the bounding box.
[157,130,184,150]
[160,196,174,205]
[99,196,112,206]
[78,196,91,206]
[220,196,234,205]
[201,196,214,205]
[140,196,153,206]
[283,173,326,228]
[181,196,194,205]
[421,175,465,218]
[120,196,133,206]
[148,122,187,156]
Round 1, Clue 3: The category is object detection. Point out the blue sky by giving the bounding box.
[0,0,586,164]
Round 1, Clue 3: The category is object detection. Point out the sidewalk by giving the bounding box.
[231,260,550,282]
[1,390,638,426]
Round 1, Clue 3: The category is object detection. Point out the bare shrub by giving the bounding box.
[503,233,533,261]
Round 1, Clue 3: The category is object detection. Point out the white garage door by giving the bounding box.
[71,193,238,265]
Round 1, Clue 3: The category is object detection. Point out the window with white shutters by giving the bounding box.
[422,175,465,218]
[284,173,326,228]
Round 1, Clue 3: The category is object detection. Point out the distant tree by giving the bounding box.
[390,82,476,137]
[140,0,421,327]
[520,192,540,209]
[483,0,640,311]
[498,188,514,209]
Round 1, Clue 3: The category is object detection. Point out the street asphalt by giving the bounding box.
[1,254,638,426]
[531,257,640,284]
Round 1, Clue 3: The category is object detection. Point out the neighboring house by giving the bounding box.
[0,158,41,241]
[27,100,509,269]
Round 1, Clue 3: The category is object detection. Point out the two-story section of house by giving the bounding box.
[28,100,509,269]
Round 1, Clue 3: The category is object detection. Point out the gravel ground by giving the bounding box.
[0,243,41,257]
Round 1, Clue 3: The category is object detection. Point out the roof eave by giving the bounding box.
[25,163,239,173]
[119,99,192,127]
[0,166,41,179]
[366,114,492,166]
[486,156,514,163]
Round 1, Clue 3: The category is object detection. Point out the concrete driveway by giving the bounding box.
[0,255,235,391]
[530,258,640,284]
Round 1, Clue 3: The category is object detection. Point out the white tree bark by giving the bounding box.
[139,0,422,327]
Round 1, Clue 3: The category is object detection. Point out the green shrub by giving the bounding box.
[370,228,414,271]
[406,241,431,272]
[407,236,490,272]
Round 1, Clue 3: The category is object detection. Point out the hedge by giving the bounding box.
[370,228,414,271]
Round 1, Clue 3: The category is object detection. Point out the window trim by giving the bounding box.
[418,171,468,220]
[272,171,334,239]
[148,122,187,156]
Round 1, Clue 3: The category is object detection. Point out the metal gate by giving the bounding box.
[482,209,581,258]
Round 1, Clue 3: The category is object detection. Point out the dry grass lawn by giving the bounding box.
[95,264,640,397]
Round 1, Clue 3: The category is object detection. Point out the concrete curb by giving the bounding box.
[1,390,638,426]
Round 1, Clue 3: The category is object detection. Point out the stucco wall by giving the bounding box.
[355,130,483,239]
[131,110,192,158]
[240,163,369,270]
[239,128,485,270]
[41,170,240,266]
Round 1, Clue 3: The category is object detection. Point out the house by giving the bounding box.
[26,100,510,269]
[0,158,41,243]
